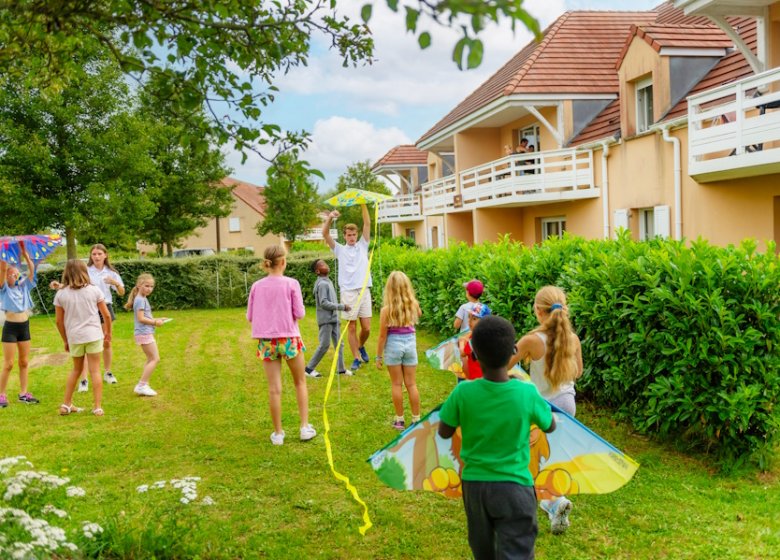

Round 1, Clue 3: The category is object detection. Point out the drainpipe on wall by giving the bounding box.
[660,124,682,241]
[600,140,612,239]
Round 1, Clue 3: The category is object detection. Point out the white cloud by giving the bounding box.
[305,116,411,177]
[221,146,270,186]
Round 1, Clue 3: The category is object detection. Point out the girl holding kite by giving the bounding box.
[510,285,583,535]
[375,271,422,431]
[0,243,39,408]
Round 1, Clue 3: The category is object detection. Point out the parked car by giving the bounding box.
[172,248,215,258]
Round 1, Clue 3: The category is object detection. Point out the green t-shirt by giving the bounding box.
[439,378,553,486]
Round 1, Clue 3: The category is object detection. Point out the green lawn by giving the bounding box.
[3,308,779,559]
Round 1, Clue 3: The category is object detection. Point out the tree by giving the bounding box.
[258,154,321,242]
[135,90,233,257]
[0,55,157,258]
[329,161,393,239]
[0,1,540,160]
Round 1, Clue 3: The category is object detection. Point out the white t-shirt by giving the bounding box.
[529,332,575,399]
[53,285,105,345]
[333,238,372,291]
[88,266,123,304]
[455,302,477,332]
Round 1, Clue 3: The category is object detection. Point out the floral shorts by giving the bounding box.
[257,337,305,361]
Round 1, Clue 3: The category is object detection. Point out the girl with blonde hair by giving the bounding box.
[54,259,112,416]
[124,273,168,397]
[375,271,422,430]
[246,245,315,445]
[510,285,583,536]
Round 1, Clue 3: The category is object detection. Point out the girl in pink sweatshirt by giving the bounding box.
[247,245,315,446]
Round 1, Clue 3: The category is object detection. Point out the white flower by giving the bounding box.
[201,496,215,506]
[151,480,166,489]
[82,521,104,540]
[180,497,191,505]
[65,486,85,498]
[136,484,149,493]
[42,505,68,519]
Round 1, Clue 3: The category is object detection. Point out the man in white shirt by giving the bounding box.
[323,205,372,372]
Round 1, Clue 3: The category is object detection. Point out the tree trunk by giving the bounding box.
[165,241,173,257]
[65,225,77,259]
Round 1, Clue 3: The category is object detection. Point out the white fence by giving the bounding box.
[377,193,421,222]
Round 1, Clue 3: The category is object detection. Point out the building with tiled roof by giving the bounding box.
[373,0,780,251]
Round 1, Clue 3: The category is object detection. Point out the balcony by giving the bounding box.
[300,228,336,241]
[688,67,780,182]
[377,193,422,223]
[458,149,597,209]
[421,175,458,216]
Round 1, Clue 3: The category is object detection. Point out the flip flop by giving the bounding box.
[92,408,104,416]
[59,403,83,416]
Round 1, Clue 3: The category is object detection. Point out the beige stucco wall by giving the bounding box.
[518,200,602,245]
[391,220,425,244]
[427,215,445,249]
[473,207,524,244]
[446,212,474,246]
[454,129,502,172]
[427,152,445,181]
[619,37,670,138]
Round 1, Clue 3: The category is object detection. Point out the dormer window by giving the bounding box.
[636,77,654,133]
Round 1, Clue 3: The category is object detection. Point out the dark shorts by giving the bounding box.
[98,303,116,323]
[2,320,31,343]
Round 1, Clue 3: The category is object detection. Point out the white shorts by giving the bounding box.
[340,289,372,321]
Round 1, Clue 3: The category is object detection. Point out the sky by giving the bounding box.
[223,0,661,192]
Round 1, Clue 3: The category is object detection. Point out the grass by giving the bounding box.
[3,308,779,559]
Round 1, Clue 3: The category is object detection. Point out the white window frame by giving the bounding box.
[636,77,654,133]
[519,125,541,151]
[541,216,566,241]
[638,208,655,240]
[614,209,630,238]
[653,205,671,239]
[228,217,241,232]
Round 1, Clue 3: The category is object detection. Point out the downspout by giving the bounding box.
[661,124,682,240]
[600,140,611,239]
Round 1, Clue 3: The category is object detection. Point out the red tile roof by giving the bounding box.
[372,144,428,170]
[221,177,266,217]
[615,24,733,69]
[417,10,657,145]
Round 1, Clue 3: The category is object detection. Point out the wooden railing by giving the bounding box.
[377,193,421,222]
[421,175,458,215]
[688,66,780,181]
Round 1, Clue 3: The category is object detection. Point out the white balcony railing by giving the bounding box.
[688,66,780,181]
[421,175,458,215]
[300,228,337,241]
[458,149,596,209]
[377,193,422,222]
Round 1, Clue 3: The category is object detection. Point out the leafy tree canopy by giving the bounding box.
[0,1,540,160]
[328,160,392,239]
[258,153,322,242]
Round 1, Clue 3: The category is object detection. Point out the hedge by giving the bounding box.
[33,237,779,468]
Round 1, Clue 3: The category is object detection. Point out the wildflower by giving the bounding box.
[136,484,149,493]
[201,496,215,506]
[65,486,86,498]
[42,504,68,519]
[81,521,104,540]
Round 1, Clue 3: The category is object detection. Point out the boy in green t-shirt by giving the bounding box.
[439,316,556,560]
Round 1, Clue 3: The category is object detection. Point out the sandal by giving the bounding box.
[92,408,104,416]
[59,403,83,416]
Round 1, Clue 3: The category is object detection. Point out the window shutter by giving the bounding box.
[654,205,671,239]
[613,209,629,238]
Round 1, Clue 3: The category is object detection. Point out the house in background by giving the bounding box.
[374,0,780,251]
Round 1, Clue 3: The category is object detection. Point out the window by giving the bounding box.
[638,208,654,240]
[541,217,566,241]
[636,77,654,133]
[405,228,416,241]
[519,125,541,151]
[228,217,241,232]
[639,205,670,240]
[417,165,428,186]
[440,153,455,177]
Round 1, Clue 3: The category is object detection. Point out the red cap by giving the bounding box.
[463,279,484,298]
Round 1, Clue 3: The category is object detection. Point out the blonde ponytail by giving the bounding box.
[534,286,578,391]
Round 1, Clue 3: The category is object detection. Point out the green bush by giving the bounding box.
[372,234,780,469]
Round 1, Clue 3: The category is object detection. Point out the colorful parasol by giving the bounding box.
[325,188,392,208]
[0,234,63,264]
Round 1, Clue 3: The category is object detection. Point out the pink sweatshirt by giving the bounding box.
[246,275,305,339]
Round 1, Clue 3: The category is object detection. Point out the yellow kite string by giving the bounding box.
[321,202,380,535]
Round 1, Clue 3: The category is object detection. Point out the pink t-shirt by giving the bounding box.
[246,275,305,339]
[53,285,105,345]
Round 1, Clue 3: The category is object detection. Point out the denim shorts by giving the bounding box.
[384,333,417,366]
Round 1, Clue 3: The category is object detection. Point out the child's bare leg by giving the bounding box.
[79,359,89,382]
[17,341,31,394]
[387,364,405,417]
[1,342,16,395]
[139,342,160,384]
[103,337,113,373]
[262,359,283,434]
[287,353,309,427]
[402,365,420,417]
[63,357,84,406]
[87,352,102,410]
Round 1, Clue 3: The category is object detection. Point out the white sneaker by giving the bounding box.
[104,372,118,384]
[300,424,317,441]
[77,379,88,393]
[270,431,285,445]
[134,384,157,397]
[305,369,322,378]
[547,497,573,535]
[339,369,353,376]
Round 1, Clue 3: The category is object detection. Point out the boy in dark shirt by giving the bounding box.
[439,316,556,560]
[304,259,352,377]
